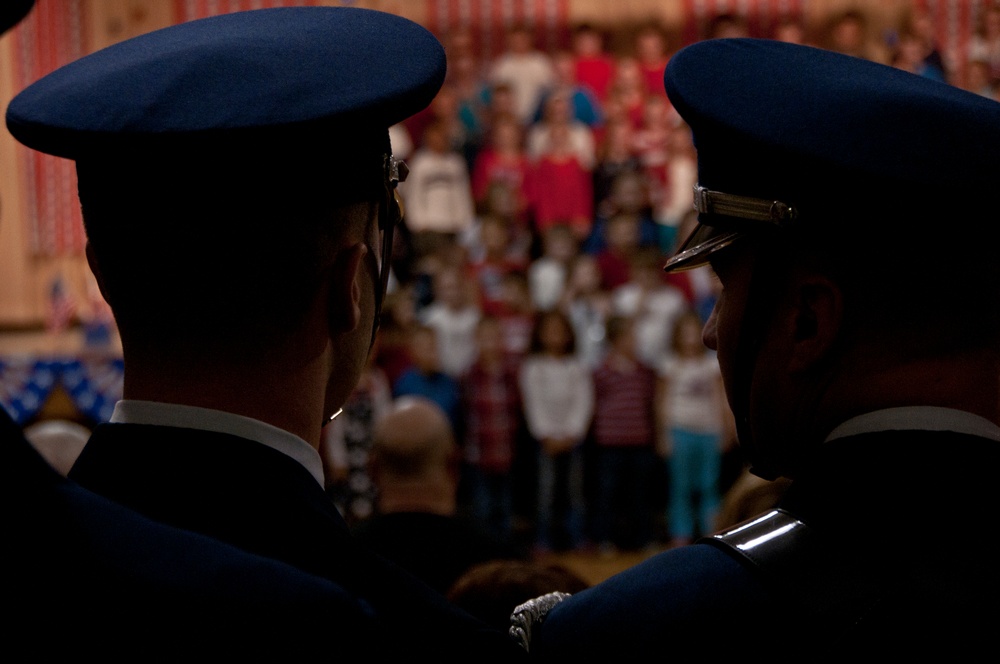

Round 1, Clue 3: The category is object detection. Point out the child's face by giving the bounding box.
[501,277,530,311]
[507,29,533,54]
[614,325,637,357]
[490,88,515,116]
[544,95,572,124]
[481,218,510,251]
[605,122,633,152]
[387,290,416,327]
[607,216,640,249]
[677,317,705,353]
[451,53,476,79]
[545,230,577,262]
[476,322,503,357]
[493,122,521,151]
[554,53,575,83]
[611,176,646,213]
[968,61,990,89]
[636,31,665,61]
[573,31,602,57]
[832,17,864,52]
[424,126,449,153]
[570,258,600,292]
[642,97,669,126]
[540,316,570,353]
[632,263,661,287]
[435,271,465,308]
[613,58,642,89]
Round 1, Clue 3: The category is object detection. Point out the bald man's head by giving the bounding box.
[370,397,457,482]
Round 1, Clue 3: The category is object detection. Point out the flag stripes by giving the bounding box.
[11,0,87,257]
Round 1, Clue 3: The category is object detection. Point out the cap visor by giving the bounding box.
[663,224,743,273]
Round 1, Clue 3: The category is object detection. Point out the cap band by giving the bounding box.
[662,185,796,274]
[693,185,798,225]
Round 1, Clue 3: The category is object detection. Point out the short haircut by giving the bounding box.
[79,139,385,359]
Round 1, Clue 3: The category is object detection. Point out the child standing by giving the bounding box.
[560,253,612,370]
[590,315,659,553]
[592,118,642,219]
[466,214,528,318]
[419,264,481,380]
[470,113,530,221]
[570,23,615,104]
[401,119,476,258]
[393,324,463,439]
[525,122,594,243]
[495,270,536,361]
[519,310,594,553]
[528,223,580,313]
[460,315,524,543]
[658,309,732,547]
[611,246,689,368]
[654,120,697,253]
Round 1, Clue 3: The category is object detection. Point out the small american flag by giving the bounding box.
[46,275,76,333]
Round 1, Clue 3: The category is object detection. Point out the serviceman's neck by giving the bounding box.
[821,352,1000,433]
[120,352,329,449]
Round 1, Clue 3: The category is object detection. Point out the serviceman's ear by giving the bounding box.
[85,242,112,306]
[788,276,843,372]
[326,243,367,335]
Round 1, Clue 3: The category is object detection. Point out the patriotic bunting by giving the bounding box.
[0,357,124,425]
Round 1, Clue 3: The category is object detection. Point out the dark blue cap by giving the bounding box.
[661,38,1000,272]
[5,6,445,162]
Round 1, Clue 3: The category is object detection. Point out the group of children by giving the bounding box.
[320,17,779,554]
[325,209,734,554]
[321,3,1000,554]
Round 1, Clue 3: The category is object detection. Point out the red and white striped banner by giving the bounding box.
[172,0,318,23]
[913,0,985,86]
[425,0,571,61]
[11,0,87,258]
[679,0,805,44]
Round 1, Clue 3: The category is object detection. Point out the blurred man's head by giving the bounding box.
[369,396,459,514]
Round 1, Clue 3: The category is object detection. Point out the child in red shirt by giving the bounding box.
[526,123,593,243]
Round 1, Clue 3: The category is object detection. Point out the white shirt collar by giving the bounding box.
[110,400,325,487]
[826,406,1000,443]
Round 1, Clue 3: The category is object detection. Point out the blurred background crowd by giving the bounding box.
[322,0,1000,557]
